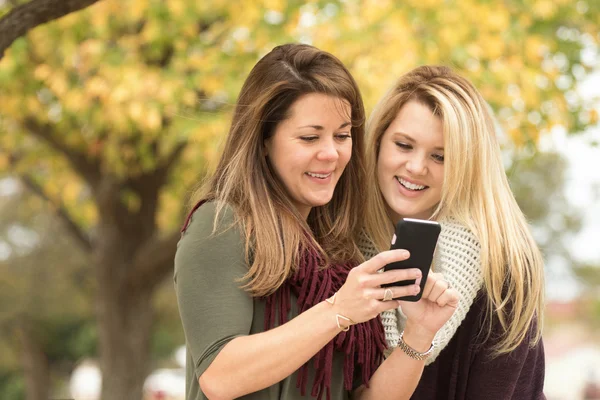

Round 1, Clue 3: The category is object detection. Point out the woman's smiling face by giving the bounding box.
[265,92,353,219]
[377,100,445,222]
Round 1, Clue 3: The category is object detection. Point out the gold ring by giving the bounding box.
[383,288,394,302]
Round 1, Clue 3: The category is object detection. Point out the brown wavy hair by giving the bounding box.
[191,44,366,297]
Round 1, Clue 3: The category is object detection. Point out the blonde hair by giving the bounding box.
[191,44,366,297]
[365,65,544,354]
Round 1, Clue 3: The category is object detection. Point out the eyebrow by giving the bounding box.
[393,132,444,151]
[298,122,352,130]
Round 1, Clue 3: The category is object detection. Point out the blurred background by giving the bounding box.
[0,0,598,399]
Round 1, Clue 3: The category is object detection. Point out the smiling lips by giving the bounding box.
[306,171,332,179]
[396,176,428,191]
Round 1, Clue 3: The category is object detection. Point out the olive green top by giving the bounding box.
[174,202,355,400]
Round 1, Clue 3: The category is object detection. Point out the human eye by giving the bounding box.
[394,141,412,150]
[299,136,319,142]
[335,133,352,141]
[432,153,445,163]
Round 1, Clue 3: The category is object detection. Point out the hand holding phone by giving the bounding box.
[382,218,441,301]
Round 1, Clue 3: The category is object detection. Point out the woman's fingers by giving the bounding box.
[335,249,427,324]
[360,249,410,274]
[435,288,460,308]
[421,272,459,306]
[364,285,421,301]
[427,277,449,302]
[369,267,422,287]
[421,271,443,299]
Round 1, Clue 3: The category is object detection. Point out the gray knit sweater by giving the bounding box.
[358,219,484,364]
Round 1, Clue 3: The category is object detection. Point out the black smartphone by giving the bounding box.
[382,218,441,301]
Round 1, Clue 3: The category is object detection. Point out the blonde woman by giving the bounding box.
[175,45,459,400]
[362,65,546,399]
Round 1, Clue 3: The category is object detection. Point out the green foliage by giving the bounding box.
[0,371,24,400]
[43,319,98,364]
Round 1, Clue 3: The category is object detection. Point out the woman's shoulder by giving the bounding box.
[175,201,245,276]
[438,217,480,249]
[182,200,239,236]
[435,217,482,275]
[188,200,236,221]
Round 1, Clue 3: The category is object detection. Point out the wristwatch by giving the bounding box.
[397,331,435,361]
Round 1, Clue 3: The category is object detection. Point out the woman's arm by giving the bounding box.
[200,252,425,400]
[354,273,460,400]
[176,204,424,400]
[200,301,348,399]
[353,323,434,400]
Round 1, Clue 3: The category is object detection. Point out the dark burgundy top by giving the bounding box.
[412,292,546,400]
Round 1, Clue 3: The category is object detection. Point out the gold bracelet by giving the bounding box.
[325,293,355,331]
[396,331,435,361]
[335,314,354,331]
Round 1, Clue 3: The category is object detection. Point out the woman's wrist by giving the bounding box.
[402,323,436,353]
[321,295,355,332]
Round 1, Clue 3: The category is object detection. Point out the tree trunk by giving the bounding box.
[96,287,154,400]
[95,223,155,400]
[18,320,50,400]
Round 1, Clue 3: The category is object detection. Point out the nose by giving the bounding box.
[405,153,427,175]
[316,138,339,162]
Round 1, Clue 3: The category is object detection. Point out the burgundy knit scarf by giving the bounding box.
[182,201,387,399]
[264,246,387,400]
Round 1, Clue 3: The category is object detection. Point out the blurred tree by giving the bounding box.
[509,148,600,331]
[0,0,598,398]
[0,181,94,400]
[0,0,102,60]
[508,150,583,261]
[0,178,185,399]
[572,262,600,329]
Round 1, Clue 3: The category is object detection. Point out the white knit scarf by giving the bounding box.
[357,218,484,364]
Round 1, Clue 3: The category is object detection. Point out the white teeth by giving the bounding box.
[398,177,426,191]
[307,172,330,179]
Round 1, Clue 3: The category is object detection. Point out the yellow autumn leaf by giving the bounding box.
[589,109,599,125]
[110,85,130,104]
[478,34,506,60]
[34,64,52,81]
[0,154,8,170]
[130,0,148,19]
[62,181,83,205]
[145,108,162,131]
[168,0,186,17]
[532,0,557,18]
[128,102,144,122]
[486,7,509,32]
[49,74,69,97]
[26,97,43,114]
[262,0,285,13]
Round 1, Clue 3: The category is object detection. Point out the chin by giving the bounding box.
[309,196,334,208]
[393,205,426,219]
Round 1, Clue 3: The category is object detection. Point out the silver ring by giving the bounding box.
[383,288,394,302]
